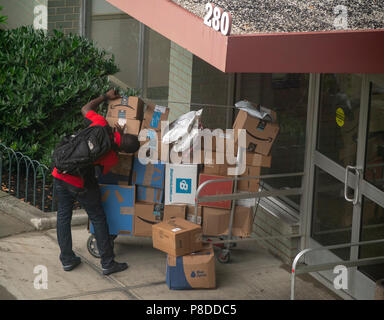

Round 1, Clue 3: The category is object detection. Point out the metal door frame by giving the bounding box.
[301,73,384,299]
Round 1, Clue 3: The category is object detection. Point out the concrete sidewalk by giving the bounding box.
[0,221,341,300]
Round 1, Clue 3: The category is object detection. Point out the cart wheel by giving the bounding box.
[87,235,101,258]
[217,249,230,264]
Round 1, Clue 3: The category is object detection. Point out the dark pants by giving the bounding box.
[54,178,114,269]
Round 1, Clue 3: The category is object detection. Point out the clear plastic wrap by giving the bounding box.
[235,100,274,122]
[162,109,203,153]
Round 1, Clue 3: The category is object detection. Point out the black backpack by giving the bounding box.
[52,125,115,176]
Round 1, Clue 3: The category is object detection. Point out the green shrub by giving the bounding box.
[0,26,119,166]
[0,6,7,25]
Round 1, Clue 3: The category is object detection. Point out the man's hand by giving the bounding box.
[105,89,120,101]
[115,123,126,135]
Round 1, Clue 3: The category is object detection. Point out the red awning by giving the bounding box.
[107,0,384,73]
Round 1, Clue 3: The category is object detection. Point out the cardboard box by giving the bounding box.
[136,185,164,204]
[198,174,233,209]
[137,129,164,161]
[202,206,253,237]
[152,217,203,256]
[232,206,253,237]
[241,152,271,168]
[106,117,141,135]
[200,130,234,154]
[166,244,216,289]
[110,153,133,176]
[134,202,162,237]
[142,103,169,131]
[202,207,230,236]
[186,205,203,225]
[107,96,144,120]
[236,166,260,192]
[233,110,279,155]
[90,184,135,235]
[97,153,133,185]
[165,164,198,205]
[97,172,130,185]
[132,157,165,189]
[163,204,187,221]
[203,163,229,176]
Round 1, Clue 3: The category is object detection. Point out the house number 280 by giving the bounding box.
[203,3,232,36]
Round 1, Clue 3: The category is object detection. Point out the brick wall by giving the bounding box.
[167,42,193,122]
[253,206,301,265]
[47,0,80,35]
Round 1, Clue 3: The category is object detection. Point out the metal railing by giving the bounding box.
[0,143,56,212]
[193,172,304,259]
[291,239,384,300]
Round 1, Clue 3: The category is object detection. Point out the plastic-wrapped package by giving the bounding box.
[171,118,200,153]
[235,100,274,122]
[162,109,203,152]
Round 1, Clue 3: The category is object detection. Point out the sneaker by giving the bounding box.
[63,256,81,272]
[102,261,128,275]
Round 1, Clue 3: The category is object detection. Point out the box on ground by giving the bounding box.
[134,202,162,237]
[163,204,187,221]
[152,217,203,256]
[165,164,198,205]
[137,185,164,204]
[142,104,169,131]
[233,109,279,156]
[198,174,233,209]
[166,244,216,290]
[202,207,230,236]
[132,157,165,189]
[106,118,141,135]
[90,184,135,236]
[107,96,144,120]
[186,205,202,225]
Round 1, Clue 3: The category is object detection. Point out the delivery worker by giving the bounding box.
[52,89,140,275]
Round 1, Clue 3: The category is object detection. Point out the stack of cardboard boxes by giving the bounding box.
[195,102,279,239]
[91,98,279,291]
[152,218,216,289]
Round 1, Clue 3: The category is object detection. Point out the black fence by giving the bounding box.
[0,143,56,212]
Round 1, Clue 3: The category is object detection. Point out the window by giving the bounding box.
[238,73,309,209]
[143,28,170,103]
[90,0,139,89]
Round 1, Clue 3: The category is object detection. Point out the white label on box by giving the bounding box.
[118,118,127,126]
[187,214,202,225]
[155,105,167,114]
[165,164,197,205]
[172,228,181,232]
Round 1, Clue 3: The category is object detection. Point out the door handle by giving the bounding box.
[344,166,361,205]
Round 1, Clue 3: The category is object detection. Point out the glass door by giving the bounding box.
[356,75,384,297]
[307,74,384,299]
